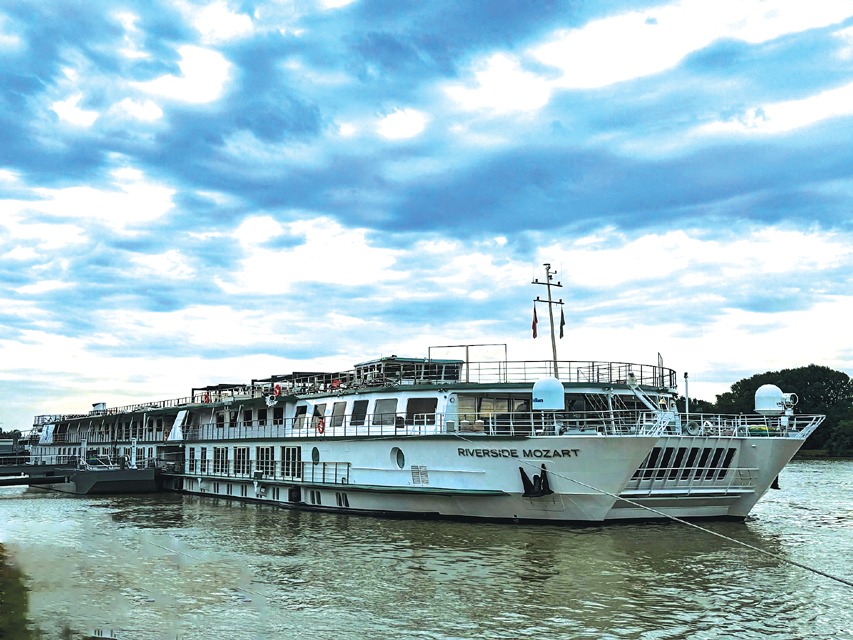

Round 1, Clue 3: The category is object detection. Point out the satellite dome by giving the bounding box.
[532,376,565,411]
[754,384,785,416]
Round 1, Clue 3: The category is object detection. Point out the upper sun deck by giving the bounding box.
[33,354,677,423]
[252,356,676,395]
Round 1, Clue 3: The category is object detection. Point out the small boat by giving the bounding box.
[28,450,158,496]
[25,266,824,521]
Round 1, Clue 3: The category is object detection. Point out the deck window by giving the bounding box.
[282,446,302,479]
[331,402,347,428]
[372,399,398,426]
[234,447,250,475]
[256,446,274,476]
[213,447,228,474]
[313,404,327,429]
[406,398,438,425]
[351,400,369,426]
[294,405,307,429]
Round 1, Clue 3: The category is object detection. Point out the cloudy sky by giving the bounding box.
[2,0,852,430]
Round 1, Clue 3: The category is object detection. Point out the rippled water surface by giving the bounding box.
[1,459,851,639]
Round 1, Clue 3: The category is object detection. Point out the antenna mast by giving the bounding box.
[532,263,564,378]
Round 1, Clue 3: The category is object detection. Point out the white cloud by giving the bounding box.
[836,25,853,60]
[51,93,99,127]
[320,0,357,9]
[132,45,231,104]
[548,227,849,289]
[337,122,357,137]
[533,0,853,90]
[377,109,428,139]
[112,98,164,121]
[14,279,74,295]
[696,81,853,135]
[130,249,196,279]
[1,167,175,235]
[0,169,20,183]
[3,246,38,261]
[0,15,22,50]
[216,215,400,294]
[0,213,87,251]
[445,53,551,114]
[192,1,255,43]
[113,11,149,60]
[675,295,853,399]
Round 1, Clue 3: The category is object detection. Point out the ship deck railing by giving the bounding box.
[169,409,822,442]
[32,408,824,446]
[682,413,824,440]
[180,459,349,486]
[269,360,677,393]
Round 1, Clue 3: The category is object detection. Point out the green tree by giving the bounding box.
[676,396,715,414]
[0,429,22,443]
[826,418,853,456]
[714,365,853,450]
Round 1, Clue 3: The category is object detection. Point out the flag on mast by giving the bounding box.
[532,305,538,339]
[559,308,565,338]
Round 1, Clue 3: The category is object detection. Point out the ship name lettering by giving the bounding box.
[522,449,580,458]
[457,448,519,458]
[456,448,580,458]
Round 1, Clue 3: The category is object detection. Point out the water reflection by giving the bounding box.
[1,462,852,640]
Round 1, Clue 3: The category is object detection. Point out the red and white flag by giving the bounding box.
[532,305,538,338]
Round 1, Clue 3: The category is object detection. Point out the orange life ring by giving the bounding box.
[317,418,325,435]
[203,393,210,403]
[273,384,281,396]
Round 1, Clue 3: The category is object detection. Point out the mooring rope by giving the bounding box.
[453,432,853,589]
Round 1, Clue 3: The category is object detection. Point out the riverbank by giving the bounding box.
[795,449,853,459]
[0,542,32,640]
[0,544,102,640]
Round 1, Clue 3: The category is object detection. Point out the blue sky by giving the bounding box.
[2,0,852,430]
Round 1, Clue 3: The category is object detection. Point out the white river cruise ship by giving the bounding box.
[25,266,824,522]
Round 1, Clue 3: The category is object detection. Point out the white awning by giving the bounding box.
[167,410,187,441]
[39,424,55,444]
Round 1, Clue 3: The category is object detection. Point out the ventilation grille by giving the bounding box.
[411,465,429,485]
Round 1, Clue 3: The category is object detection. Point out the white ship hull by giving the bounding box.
[167,435,659,523]
[605,435,805,520]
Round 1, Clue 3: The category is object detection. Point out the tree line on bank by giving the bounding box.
[1,364,851,454]
[681,364,853,455]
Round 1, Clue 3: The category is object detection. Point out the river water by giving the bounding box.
[1,459,851,640]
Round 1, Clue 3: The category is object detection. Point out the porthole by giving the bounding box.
[312,447,320,464]
[391,447,405,469]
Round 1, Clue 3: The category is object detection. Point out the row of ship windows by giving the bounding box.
[188,445,302,475]
[205,482,350,508]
